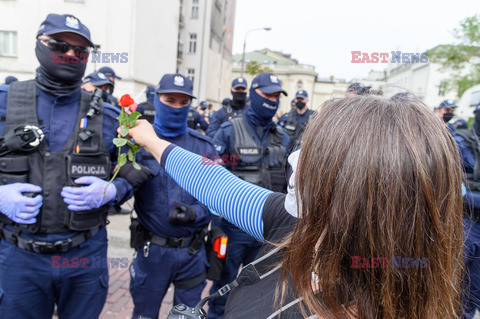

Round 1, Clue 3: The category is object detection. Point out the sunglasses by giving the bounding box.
[39,38,90,55]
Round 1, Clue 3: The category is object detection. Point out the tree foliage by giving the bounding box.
[245,61,273,76]
[428,14,480,97]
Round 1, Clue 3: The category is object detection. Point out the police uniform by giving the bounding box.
[0,15,133,318]
[208,73,289,319]
[450,113,480,318]
[127,74,219,319]
[279,90,315,152]
[206,78,248,138]
[137,86,156,124]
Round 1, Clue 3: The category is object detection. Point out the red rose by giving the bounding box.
[118,94,135,107]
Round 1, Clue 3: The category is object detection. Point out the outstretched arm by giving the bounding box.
[127,120,272,241]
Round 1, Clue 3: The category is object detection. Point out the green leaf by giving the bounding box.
[113,138,128,147]
[131,143,141,153]
[126,140,141,153]
[129,112,142,127]
[127,149,134,161]
[118,153,127,167]
[132,161,141,170]
[119,127,130,137]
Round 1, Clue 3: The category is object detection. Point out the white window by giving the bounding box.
[191,0,199,19]
[0,31,17,57]
[187,68,195,84]
[189,34,197,53]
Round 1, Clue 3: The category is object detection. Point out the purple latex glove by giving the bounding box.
[0,183,43,224]
[61,176,116,211]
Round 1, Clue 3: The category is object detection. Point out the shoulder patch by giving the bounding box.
[187,128,214,144]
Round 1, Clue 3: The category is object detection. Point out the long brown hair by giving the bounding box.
[281,95,464,318]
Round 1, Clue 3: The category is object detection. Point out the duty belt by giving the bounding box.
[148,233,194,248]
[1,226,102,254]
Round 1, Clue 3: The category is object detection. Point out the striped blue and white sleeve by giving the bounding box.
[161,145,272,241]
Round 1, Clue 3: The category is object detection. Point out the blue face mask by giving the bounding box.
[153,94,191,137]
[247,87,279,127]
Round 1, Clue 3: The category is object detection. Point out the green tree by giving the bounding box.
[428,14,480,97]
[245,61,273,76]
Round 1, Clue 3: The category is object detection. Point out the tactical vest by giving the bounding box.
[187,108,196,129]
[284,109,314,151]
[224,104,240,122]
[138,100,156,124]
[454,128,480,192]
[230,116,287,192]
[0,80,111,233]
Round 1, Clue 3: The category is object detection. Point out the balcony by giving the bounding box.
[179,14,185,28]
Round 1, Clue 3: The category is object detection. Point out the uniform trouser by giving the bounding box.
[129,242,208,319]
[207,220,262,319]
[0,228,109,319]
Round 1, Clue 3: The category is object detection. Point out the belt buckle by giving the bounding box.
[31,238,73,254]
[167,237,183,248]
[31,240,55,253]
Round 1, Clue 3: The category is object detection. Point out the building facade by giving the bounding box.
[0,0,180,101]
[176,0,236,106]
[232,49,318,115]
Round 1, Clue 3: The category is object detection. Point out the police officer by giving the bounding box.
[0,14,133,318]
[82,71,114,102]
[279,90,315,151]
[98,66,121,106]
[435,99,457,131]
[209,72,290,319]
[193,101,210,132]
[278,98,296,126]
[206,77,248,138]
[126,73,218,319]
[3,76,18,85]
[137,85,156,124]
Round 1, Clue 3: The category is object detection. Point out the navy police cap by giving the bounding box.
[438,99,457,109]
[232,77,248,89]
[83,72,113,87]
[251,73,287,96]
[156,73,196,99]
[37,14,94,47]
[295,90,308,99]
[99,67,122,80]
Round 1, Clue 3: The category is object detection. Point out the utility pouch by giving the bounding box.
[130,218,147,249]
[188,227,209,256]
[206,227,228,281]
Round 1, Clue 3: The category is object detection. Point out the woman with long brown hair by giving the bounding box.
[127,95,464,318]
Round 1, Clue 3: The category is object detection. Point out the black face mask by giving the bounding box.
[295,101,306,110]
[443,112,454,123]
[35,40,87,95]
[231,91,247,110]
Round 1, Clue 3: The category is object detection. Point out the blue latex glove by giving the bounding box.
[0,183,43,224]
[61,176,116,211]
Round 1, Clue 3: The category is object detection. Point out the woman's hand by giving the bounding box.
[121,120,171,162]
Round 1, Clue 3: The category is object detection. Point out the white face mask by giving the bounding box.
[284,149,302,218]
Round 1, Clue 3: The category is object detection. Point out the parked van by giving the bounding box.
[456,84,480,120]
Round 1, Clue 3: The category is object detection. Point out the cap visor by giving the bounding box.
[232,84,247,89]
[259,86,288,96]
[114,75,122,80]
[156,89,196,99]
[43,30,94,47]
